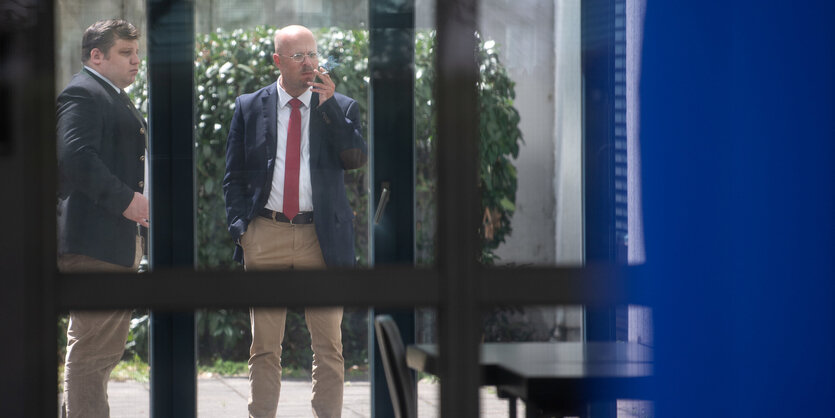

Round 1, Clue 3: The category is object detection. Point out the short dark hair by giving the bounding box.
[81,19,139,63]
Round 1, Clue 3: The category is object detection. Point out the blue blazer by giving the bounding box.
[223,84,367,267]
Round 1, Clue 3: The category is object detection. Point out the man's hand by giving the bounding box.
[122,191,149,227]
[309,67,335,103]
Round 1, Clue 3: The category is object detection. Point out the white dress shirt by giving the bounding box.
[84,65,120,92]
[265,78,314,213]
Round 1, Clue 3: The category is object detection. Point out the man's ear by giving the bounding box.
[89,47,104,64]
[272,53,281,68]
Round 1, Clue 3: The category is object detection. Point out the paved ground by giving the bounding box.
[92,376,651,417]
[102,377,523,417]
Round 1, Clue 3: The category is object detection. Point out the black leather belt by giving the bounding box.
[258,209,314,224]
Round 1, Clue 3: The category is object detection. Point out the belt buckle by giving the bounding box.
[289,214,296,225]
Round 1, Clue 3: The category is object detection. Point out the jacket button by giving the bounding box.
[139,155,145,161]
[138,181,144,188]
[140,127,146,135]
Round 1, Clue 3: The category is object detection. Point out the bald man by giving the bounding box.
[223,25,367,418]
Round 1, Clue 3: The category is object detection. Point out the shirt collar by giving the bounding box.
[276,77,312,109]
[84,65,121,93]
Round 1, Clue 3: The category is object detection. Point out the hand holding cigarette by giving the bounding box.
[309,67,335,103]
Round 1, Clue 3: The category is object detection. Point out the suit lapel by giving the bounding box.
[82,68,148,147]
[309,92,322,166]
[120,91,147,129]
[262,87,278,171]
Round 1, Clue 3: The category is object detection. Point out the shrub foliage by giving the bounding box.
[125,27,522,367]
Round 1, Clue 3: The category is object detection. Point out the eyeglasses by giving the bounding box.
[279,52,319,63]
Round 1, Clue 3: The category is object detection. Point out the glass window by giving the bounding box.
[55,7,151,415]
[43,1,651,417]
[476,0,583,268]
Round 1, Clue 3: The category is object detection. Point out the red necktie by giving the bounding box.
[283,98,302,220]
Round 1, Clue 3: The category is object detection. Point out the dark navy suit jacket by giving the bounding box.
[223,84,367,267]
[56,69,147,266]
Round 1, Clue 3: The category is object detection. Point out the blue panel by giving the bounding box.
[640,1,835,416]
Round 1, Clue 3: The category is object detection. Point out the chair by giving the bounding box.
[374,315,417,418]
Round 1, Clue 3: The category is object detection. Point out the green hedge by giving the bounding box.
[124,27,522,368]
[129,26,521,267]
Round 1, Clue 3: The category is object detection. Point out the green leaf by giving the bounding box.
[499,197,516,212]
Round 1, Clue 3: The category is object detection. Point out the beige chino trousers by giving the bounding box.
[241,216,344,418]
[59,236,142,418]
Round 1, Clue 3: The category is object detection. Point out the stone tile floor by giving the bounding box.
[83,376,652,417]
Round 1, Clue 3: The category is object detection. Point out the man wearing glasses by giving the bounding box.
[223,25,367,418]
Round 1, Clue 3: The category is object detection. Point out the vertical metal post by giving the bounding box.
[368,0,417,416]
[583,0,626,345]
[436,0,481,417]
[1,1,58,416]
[583,0,625,415]
[147,1,196,417]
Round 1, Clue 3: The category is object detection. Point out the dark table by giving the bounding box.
[407,342,653,418]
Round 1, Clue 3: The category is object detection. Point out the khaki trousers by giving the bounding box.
[242,216,344,418]
[59,237,142,418]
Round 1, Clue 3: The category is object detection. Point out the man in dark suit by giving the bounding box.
[56,19,147,418]
[223,25,367,418]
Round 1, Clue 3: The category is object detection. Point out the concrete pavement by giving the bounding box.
[102,376,521,417]
[94,376,651,417]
